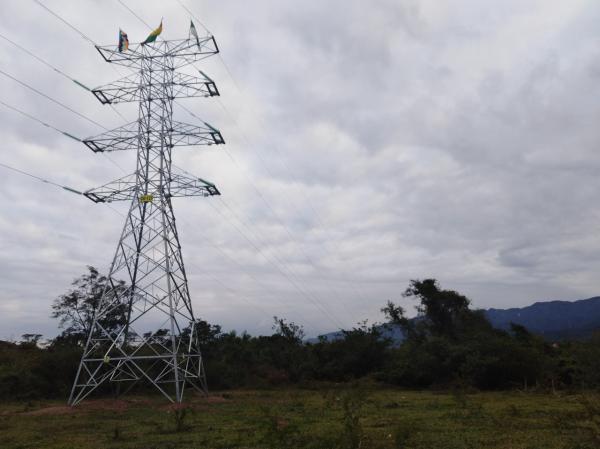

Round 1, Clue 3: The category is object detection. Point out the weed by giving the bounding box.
[172,406,189,433]
[258,405,299,449]
[393,421,413,448]
[450,387,484,420]
[506,404,521,417]
[112,424,121,440]
[579,395,600,442]
[451,388,468,409]
[383,401,401,409]
[338,388,367,449]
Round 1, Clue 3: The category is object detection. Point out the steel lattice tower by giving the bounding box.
[69,33,223,405]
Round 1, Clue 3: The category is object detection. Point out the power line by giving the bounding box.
[0,28,129,126]
[174,212,315,325]
[0,98,81,142]
[0,31,91,91]
[0,31,134,175]
[168,1,361,320]
[205,200,344,329]
[0,161,82,195]
[167,131,348,326]
[0,67,106,130]
[189,97,359,324]
[174,0,241,91]
[32,0,96,45]
[116,0,152,29]
[174,0,211,34]
[174,5,373,312]
[167,1,334,232]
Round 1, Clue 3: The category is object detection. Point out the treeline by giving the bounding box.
[1,270,599,400]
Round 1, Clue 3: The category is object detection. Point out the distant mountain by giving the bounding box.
[312,296,600,343]
[485,296,600,340]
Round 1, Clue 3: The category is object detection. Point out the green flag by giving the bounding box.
[142,20,162,45]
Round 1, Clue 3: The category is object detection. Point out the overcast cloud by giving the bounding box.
[1,0,599,339]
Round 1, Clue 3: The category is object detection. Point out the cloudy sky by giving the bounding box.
[1,0,600,339]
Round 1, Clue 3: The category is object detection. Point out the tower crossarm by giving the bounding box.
[83,172,137,203]
[95,37,219,69]
[83,120,224,152]
[84,169,220,203]
[92,71,219,105]
[169,171,220,197]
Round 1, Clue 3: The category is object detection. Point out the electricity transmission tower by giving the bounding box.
[68,32,224,405]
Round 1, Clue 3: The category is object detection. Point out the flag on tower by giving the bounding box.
[190,20,200,49]
[142,20,163,45]
[118,29,129,52]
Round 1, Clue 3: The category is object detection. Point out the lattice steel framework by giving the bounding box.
[69,35,223,405]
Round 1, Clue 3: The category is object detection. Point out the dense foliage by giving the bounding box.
[1,270,599,400]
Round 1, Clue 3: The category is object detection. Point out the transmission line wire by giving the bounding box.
[168,0,362,323]
[167,1,336,230]
[205,200,345,329]
[0,31,91,91]
[0,161,83,195]
[32,0,96,45]
[0,67,106,130]
[183,85,360,324]
[0,29,130,150]
[116,0,152,29]
[214,95,371,315]
[103,204,277,324]
[174,0,373,311]
[0,98,81,142]
[173,102,352,326]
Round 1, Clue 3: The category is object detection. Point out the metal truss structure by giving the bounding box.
[69,33,223,405]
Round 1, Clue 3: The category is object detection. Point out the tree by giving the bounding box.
[21,334,43,345]
[272,316,305,343]
[51,266,127,346]
[381,300,418,341]
[311,320,390,381]
[403,279,476,339]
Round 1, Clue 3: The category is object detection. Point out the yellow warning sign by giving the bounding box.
[139,194,154,203]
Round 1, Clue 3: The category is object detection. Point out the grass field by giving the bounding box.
[0,388,599,449]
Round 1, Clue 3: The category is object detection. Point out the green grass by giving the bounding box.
[0,388,599,449]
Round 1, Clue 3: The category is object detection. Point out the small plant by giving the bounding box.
[160,404,192,433]
[393,421,413,448]
[112,425,121,441]
[383,401,400,409]
[451,387,484,419]
[258,406,299,449]
[338,389,367,449]
[451,387,468,409]
[507,404,521,417]
[579,395,600,442]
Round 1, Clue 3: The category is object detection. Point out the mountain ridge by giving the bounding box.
[312,296,600,343]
